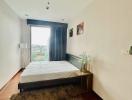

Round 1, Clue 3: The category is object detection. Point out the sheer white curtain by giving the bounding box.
[20,19,31,68]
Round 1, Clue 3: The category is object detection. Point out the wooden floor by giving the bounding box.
[0,71,102,100]
[0,72,21,100]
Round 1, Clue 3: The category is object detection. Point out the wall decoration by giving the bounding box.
[129,46,132,55]
[77,22,84,35]
[69,28,73,37]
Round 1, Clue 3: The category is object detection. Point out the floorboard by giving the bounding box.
[0,72,21,100]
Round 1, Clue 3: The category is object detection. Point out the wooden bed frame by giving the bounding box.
[18,54,93,92]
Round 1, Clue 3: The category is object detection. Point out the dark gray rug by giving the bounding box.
[10,85,87,100]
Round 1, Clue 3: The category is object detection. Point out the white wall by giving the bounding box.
[0,0,21,89]
[67,0,132,100]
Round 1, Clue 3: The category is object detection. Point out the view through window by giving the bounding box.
[31,26,51,61]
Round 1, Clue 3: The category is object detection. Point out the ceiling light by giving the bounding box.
[46,6,50,10]
[46,1,50,10]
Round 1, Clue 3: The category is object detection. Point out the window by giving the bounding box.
[31,26,51,61]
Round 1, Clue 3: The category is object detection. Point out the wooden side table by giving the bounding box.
[75,71,93,92]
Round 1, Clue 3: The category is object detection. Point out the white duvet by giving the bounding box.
[20,61,79,83]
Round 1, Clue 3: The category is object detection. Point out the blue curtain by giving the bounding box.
[27,19,68,61]
[50,25,67,61]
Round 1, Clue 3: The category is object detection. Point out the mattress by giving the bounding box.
[20,61,79,83]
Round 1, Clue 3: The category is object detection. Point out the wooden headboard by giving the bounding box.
[66,54,82,69]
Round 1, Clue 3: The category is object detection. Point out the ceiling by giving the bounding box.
[4,0,93,23]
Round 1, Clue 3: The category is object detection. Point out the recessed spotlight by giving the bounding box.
[25,14,29,17]
[46,6,50,10]
[62,19,65,21]
[45,1,50,10]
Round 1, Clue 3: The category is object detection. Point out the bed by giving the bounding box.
[18,54,93,92]
[20,61,80,83]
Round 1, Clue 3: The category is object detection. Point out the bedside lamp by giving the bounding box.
[79,52,91,73]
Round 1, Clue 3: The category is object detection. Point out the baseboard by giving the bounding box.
[19,68,25,71]
[0,68,22,91]
[93,91,103,100]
